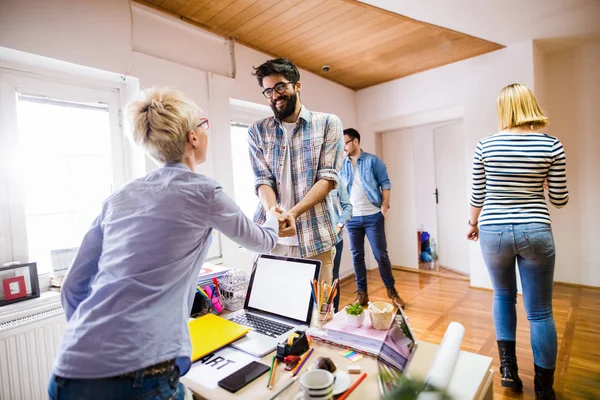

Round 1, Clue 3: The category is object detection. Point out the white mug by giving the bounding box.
[300,369,334,400]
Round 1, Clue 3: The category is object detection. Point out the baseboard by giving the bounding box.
[554,281,600,290]
[391,265,470,282]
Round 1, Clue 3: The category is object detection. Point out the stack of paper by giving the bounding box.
[197,262,231,288]
[323,308,388,348]
[307,310,418,372]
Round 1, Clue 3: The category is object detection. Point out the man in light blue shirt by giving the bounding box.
[330,179,352,311]
[340,128,405,309]
[49,88,279,400]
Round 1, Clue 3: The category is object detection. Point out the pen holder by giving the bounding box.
[312,302,334,329]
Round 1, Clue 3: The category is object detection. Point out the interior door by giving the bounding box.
[433,120,470,275]
[381,129,418,269]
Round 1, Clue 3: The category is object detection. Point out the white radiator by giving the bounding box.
[0,306,66,400]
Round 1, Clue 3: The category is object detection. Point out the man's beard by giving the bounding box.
[270,92,298,121]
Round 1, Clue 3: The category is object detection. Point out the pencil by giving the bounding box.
[338,372,367,400]
[268,358,278,389]
[267,376,297,400]
[291,348,314,377]
[267,355,276,389]
[309,279,317,303]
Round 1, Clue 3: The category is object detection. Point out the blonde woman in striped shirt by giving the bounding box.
[467,84,568,400]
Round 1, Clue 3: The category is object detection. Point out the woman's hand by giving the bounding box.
[467,224,479,241]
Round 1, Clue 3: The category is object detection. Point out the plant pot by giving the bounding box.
[345,312,365,327]
[368,301,395,331]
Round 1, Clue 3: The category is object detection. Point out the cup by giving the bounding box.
[312,302,334,329]
[368,301,395,330]
[300,369,334,400]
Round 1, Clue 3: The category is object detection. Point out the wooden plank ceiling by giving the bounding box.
[137,0,504,90]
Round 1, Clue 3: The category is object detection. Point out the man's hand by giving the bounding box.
[269,206,287,231]
[336,225,342,235]
[278,211,297,237]
[381,206,389,219]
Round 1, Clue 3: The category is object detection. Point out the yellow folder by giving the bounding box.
[188,314,250,361]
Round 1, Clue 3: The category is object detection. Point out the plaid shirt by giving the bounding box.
[248,106,343,258]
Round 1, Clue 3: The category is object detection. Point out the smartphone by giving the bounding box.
[218,361,271,393]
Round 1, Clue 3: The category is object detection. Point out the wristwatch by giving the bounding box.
[468,220,478,227]
[337,223,344,228]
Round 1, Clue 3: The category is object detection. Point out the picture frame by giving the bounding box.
[3,276,26,300]
[0,262,40,306]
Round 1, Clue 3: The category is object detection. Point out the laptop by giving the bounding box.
[226,254,320,357]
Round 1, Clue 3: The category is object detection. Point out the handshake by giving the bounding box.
[269,206,297,238]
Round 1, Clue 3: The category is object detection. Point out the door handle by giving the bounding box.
[434,189,439,204]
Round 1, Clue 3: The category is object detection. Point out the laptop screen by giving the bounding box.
[245,254,320,324]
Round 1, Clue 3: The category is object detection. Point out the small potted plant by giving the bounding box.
[345,303,365,327]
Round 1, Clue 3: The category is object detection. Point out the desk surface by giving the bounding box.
[181,340,493,400]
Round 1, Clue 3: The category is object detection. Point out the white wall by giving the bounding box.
[543,42,600,286]
[411,126,438,241]
[0,0,358,277]
[356,41,536,289]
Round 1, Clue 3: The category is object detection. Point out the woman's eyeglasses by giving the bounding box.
[197,118,209,130]
[262,81,295,98]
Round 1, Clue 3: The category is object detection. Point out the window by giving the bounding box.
[229,99,272,221]
[0,71,125,278]
[230,123,258,219]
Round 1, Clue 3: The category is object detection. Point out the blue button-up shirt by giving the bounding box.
[248,106,343,257]
[330,179,352,243]
[54,163,278,379]
[341,151,391,208]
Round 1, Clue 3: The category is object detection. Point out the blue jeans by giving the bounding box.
[48,367,186,400]
[332,239,343,311]
[346,212,395,292]
[479,223,557,369]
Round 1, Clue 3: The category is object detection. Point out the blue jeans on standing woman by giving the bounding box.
[346,212,395,292]
[48,366,186,400]
[479,222,557,369]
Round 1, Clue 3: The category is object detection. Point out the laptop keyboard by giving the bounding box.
[230,312,293,338]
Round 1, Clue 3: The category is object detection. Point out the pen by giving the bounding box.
[291,348,314,377]
[338,372,367,400]
[267,376,297,400]
[196,286,209,300]
[212,277,221,300]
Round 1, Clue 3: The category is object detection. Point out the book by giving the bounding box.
[188,314,250,362]
[309,310,418,373]
[323,307,389,349]
[197,263,230,283]
[306,328,380,358]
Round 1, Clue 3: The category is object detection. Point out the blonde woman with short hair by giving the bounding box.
[467,84,568,400]
[48,88,279,400]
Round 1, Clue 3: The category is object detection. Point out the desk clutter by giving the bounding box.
[192,264,249,317]
[185,272,468,399]
[310,278,339,329]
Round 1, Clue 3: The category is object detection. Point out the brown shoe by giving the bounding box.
[387,287,406,309]
[354,290,369,307]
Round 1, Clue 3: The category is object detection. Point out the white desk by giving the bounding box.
[181,340,493,400]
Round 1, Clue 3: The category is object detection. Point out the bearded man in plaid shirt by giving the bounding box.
[248,58,343,284]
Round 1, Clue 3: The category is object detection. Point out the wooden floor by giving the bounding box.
[338,268,600,399]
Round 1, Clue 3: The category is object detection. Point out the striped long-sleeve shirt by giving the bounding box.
[470,133,569,226]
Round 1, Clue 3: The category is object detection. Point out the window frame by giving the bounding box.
[0,69,127,289]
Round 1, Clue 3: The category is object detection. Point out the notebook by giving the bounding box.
[189,314,250,361]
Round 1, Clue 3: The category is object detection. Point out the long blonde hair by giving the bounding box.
[127,88,199,163]
[497,84,548,130]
